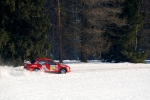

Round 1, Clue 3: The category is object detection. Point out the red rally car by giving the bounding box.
[24,58,70,74]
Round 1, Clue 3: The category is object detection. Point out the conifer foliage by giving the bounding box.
[0,0,51,65]
[49,0,150,63]
[1,0,150,65]
[78,0,125,62]
[120,0,149,63]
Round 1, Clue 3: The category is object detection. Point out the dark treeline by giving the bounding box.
[49,0,150,63]
[0,0,51,66]
[0,0,150,66]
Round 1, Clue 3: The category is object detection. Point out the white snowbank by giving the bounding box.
[0,61,150,100]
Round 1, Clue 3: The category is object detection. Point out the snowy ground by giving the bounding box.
[0,60,150,100]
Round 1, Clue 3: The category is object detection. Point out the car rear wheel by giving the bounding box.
[34,68,39,72]
[60,68,66,74]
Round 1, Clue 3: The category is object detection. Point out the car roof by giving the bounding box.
[36,58,52,60]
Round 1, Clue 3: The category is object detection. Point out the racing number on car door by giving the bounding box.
[48,60,56,71]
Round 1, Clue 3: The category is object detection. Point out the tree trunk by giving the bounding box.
[80,33,87,62]
[81,50,87,62]
[80,5,88,62]
[57,0,63,63]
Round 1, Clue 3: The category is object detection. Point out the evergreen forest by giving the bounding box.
[0,0,150,66]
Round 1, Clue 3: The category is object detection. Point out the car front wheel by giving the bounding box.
[34,68,39,72]
[60,68,66,74]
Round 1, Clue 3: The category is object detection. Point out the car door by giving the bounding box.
[48,60,57,72]
[38,60,50,71]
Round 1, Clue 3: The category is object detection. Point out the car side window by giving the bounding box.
[48,60,55,65]
[39,60,46,65]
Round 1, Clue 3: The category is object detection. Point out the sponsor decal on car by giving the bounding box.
[50,65,56,71]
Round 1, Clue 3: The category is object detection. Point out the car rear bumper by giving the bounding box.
[24,66,34,71]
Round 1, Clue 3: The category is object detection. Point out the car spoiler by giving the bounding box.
[24,60,31,64]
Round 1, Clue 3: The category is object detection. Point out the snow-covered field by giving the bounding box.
[0,60,150,100]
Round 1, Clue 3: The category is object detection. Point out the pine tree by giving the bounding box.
[0,0,51,66]
[62,0,81,60]
[138,0,150,59]
[79,0,124,62]
[120,0,148,63]
[48,0,81,61]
